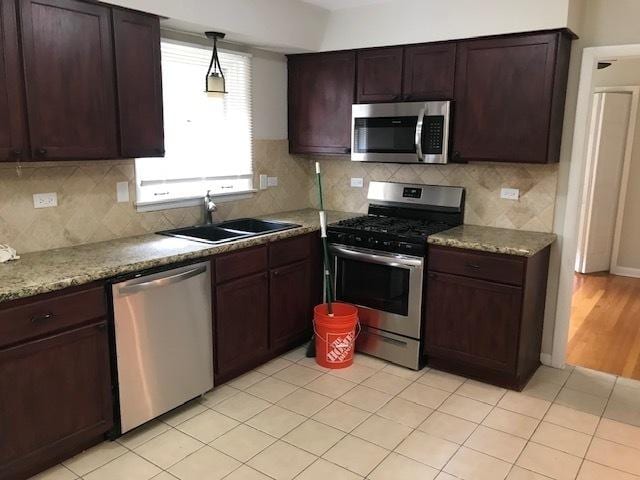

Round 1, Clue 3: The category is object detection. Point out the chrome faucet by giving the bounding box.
[203,190,217,224]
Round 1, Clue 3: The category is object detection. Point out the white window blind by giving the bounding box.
[135,40,253,209]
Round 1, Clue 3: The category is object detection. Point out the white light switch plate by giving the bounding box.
[350,177,364,188]
[500,188,520,200]
[267,176,278,187]
[259,174,268,190]
[116,182,129,203]
[33,192,57,209]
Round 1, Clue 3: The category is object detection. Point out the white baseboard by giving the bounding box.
[540,353,553,367]
[610,266,640,278]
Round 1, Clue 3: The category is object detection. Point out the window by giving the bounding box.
[135,40,253,210]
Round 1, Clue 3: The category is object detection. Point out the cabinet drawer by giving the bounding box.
[428,246,525,286]
[215,245,268,284]
[0,286,106,348]
[269,234,312,268]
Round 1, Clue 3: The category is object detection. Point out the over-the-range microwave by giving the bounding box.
[351,101,451,164]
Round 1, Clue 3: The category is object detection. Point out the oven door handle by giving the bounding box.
[415,106,426,162]
[329,245,423,269]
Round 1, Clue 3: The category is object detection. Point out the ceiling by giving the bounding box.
[298,0,390,11]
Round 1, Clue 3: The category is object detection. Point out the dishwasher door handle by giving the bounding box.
[118,265,207,296]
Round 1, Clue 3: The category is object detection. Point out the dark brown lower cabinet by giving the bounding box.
[424,245,551,390]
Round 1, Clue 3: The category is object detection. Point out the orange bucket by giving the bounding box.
[314,303,359,369]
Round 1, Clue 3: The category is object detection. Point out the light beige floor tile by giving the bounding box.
[312,400,370,432]
[246,405,306,437]
[616,377,640,390]
[605,384,640,428]
[438,394,493,423]
[228,371,268,390]
[498,391,551,420]
[530,366,572,386]
[464,425,526,463]
[507,465,554,479]
[565,367,616,399]
[210,424,276,462]
[516,443,582,480]
[577,460,640,480]
[255,358,293,375]
[223,465,271,480]
[351,414,412,450]
[296,458,363,480]
[362,371,412,395]
[296,356,331,372]
[327,363,377,383]
[380,363,426,381]
[83,452,160,480]
[377,397,433,428]
[134,429,204,469]
[280,346,307,362]
[273,364,324,386]
[117,420,171,449]
[369,452,439,480]
[395,431,458,469]
[435,473,459,480]
[418,411,477,444]
[482,407,539,439]
[353,353,388,371]
[305,374,357,399]
[457,379,507,405]
[323,435,389,476]
[522,377,563,402]
[596,418,640,450]
[213,392,271,422]
[555,387,607,416]
[176,409,239,443]
[29,464,78,480]
[531,421,591,457]
[248,441,317,480]
[200,385,240,408]
[338,385,392,413]
[246,377,299,403]
[151,473,178,480]
[399,382,451,409]
[63,441,128,476]
[276,388,333,416]
[444,446,511,480]
[167,446,240,480]
[417,369,466,392]
[544,404,599,435]
[160,401,208,427]
[586,437,640,476]
[283,419,345,455]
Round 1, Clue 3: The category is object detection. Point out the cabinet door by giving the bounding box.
[0,323,112,479]
[19,0,118,159]
[403,43,456,101]
[424,272,521,373]
[0,0,28,161]
[270,260,311,350]
[356,47,403,103]
[215,272,269,377]
[288,51,355,154]
[112,9,164,158]
[453,32,564,164]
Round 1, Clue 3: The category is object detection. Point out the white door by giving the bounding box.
[577,91,632,273]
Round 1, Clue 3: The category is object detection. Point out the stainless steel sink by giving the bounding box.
[159,218,300,245]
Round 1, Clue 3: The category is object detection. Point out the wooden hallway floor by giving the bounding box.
[568,272,640,380]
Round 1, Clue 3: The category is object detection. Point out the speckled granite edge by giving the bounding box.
[428,225,557,257]
[0,209,359,304]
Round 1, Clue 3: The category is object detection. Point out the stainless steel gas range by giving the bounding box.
[327,181,465,370]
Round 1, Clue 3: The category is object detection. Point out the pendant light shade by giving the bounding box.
[205,31,227,96]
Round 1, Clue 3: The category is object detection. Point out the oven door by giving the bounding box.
[330,244,424,339]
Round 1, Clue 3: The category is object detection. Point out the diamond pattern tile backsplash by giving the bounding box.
[0,140,558,254]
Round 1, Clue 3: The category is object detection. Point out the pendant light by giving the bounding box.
[204,31,227,96]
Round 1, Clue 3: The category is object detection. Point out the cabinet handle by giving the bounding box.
[36,148,47,157]
[10,149,22,158]
[428,272,437,279]
[31,312,54,324]
[96,323,107,331]
[465,263,481,270]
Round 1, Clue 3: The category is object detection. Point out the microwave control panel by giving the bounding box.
[422,116,445,154]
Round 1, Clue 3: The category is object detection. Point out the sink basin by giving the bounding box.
[160,218,300,245]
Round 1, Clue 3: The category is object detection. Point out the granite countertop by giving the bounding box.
[428,225,557,257]
[0,209,359,304]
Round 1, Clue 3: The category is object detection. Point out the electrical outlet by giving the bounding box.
[259,174,268,190]
[350,177,364,188]
[33,193,58,209]
[267,176,278,187]
[116,182,129,203]
[500,188,520,200]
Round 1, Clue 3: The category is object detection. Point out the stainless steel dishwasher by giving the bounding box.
[111,261,213,434]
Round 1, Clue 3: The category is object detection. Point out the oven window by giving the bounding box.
[353,116,417,154]
[336,257,410,316]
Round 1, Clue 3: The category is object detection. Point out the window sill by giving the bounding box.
[136,189,257,213]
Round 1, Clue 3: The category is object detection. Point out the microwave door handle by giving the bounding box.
[415,107,426,162]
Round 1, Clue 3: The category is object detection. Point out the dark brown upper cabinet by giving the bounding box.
[356,46,403,103]
[19,0,119,160]
[403,43,456,101]
[0,0,28,161]
[113,8,164,158]
[288,51,355,154]
[453,30,572,164]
